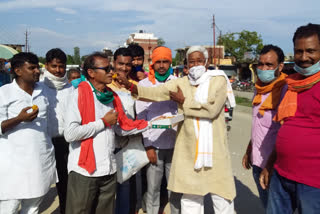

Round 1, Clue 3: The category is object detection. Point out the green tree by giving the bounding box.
[174,51,183,65]
[38,56,46,64]
[157,38,166,46]
[218,30,263,64]
[81,55,88,63]
[172,58,177,66]
[73,47,81,65]
[67,54,75,65]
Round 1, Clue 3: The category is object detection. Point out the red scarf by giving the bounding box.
[77,81,148,174]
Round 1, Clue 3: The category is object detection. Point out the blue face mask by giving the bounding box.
[133,66,143,73]
[294,61,320,76]
[257,67,278,83]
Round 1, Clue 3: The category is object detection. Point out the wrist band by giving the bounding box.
[101,117,111,128]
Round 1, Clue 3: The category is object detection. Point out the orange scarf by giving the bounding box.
[77,81,148,174]
[274,71,320,122]
[252,72,287,116]
[148,47,172,84]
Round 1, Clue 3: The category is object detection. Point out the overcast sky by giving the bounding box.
[0,0,319,57]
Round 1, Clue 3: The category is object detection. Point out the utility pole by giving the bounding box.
[212,15,216,66]
[24,29,30,52]
[218,30,222,66]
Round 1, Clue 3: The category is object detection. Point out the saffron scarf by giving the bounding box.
[77,81,148,174]
[252,72,287,116]
[148,47,172,84]
[274,71,320,122]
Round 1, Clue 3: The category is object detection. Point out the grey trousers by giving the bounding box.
[66,171,117,214]
[146,148,181,214]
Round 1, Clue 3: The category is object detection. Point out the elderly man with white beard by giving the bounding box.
[117,46,236,214]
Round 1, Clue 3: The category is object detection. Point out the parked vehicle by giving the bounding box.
[225,105,233,131]
[232,80,254,92]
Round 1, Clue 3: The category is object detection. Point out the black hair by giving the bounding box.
[260,44,285,63]
[113,47,132,61]
[67,68,81,79]
[83,52,109,79]
[293,23,320,44]
[127,44,144,58]
[45,48,67,64]
[11,52,39,77]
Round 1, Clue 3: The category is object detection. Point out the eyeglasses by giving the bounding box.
[91,66,111,73]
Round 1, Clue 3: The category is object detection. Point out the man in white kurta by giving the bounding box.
[40,48,73,214]
[0,52,56,214]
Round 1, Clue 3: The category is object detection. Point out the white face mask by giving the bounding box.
[188,65,206,83]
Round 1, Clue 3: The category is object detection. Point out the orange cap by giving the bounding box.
[148,47,172,84]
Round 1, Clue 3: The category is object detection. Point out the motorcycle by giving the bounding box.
[224,105,233,132]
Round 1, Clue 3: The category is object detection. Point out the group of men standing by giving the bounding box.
[0,43,183,214]
[243,23,320,214]
[0,22,319,214]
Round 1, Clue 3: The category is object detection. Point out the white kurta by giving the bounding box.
[0,80,56,200]
[39,81,74,138]
[63,85,117,177]
[64,81,149,177]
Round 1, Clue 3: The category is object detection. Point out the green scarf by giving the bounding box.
[89,81,114,105]
[155,67,172,82]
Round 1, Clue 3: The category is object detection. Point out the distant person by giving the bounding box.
[127,44,147,81]
[0,52,56,214]
[67,68,81,83]
[260,23,320,214]
[242,44,287,209]
[41,48,73,214]
[182,58,188,76]
[0,58,11,86]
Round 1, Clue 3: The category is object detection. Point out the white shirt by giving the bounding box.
[0,80,56,200]
[39,81,74,138]
[64,83,117,177]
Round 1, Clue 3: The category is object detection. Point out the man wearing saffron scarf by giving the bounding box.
[135,46,180,214]
[64,52,148,214]
[260,23,320,214]
[241,45,287,209]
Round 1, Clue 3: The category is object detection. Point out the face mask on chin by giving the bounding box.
[294,61,320,76]
[188,65,206,82]
[257,67,278,83]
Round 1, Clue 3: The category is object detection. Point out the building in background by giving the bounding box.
[175,45,231,66]
[102,47,114,64]
[3,44,24,52]
[125,30,158,69]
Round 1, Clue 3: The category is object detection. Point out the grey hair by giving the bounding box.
[186,46,208,62]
